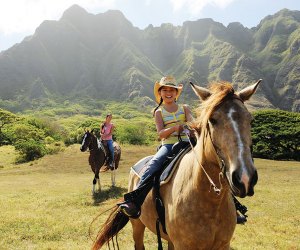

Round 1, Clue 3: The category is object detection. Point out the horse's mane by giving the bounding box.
[191,81,235,133]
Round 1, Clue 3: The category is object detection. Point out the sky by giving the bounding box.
[0,0,299,52]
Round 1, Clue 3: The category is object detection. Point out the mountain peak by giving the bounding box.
[61,4,89,21]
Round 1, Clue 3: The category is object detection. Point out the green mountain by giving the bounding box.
[0,5,299,111]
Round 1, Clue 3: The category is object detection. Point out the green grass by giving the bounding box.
[0,145,299,249]
[0,145,18,169]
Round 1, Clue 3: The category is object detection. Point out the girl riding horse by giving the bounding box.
[92,79,261,250]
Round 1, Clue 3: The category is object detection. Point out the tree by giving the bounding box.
[0,108,18,145]
[251,110,300,160]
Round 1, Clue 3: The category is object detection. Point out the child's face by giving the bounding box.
[106,115,112,122]
[159,86,178,103]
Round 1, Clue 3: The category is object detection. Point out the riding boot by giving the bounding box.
[119,178,154,218]
[109,161,114,170]
[237,213,247,224]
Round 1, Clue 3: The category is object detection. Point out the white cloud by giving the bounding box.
[170,0,235,15]
[0,0,116,35]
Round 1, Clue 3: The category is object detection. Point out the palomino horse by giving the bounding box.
[80,131,121,193]
[92,80,261,250]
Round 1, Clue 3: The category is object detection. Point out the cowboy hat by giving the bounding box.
[153,76,183,103]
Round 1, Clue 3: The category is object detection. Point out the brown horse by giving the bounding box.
[80,131,121,193]
[92,80,261,250]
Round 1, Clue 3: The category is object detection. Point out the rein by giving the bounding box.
[184,126,224,195]
[207,123,226,175]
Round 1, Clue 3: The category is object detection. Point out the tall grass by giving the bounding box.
[0,145,299,249]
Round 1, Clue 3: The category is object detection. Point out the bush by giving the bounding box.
[116,123,153,145]
[44,136,55,144]
[6,123,45,144]
[252,109,300,160]
[15,139,47,162]
[46,141,65,154]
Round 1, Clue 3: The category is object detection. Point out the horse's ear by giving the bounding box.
[91,129,94,134]
[189,82,211,101]
[237,79,262,102]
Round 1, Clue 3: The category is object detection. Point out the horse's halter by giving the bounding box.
[206,94,246,175]
[185,95,245,195]
[185,128,223,195]
[82,132,97,152]
[207,123,226,174]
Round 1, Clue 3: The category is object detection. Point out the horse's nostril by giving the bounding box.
[232,170,240,187]
[251,170,258,186]
[231,170,246,198]
[247,170,258,196]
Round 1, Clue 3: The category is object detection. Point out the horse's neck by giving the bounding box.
[89,136,99,151]
[89,137,105,166]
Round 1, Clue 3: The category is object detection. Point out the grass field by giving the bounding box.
[0,144,299,250]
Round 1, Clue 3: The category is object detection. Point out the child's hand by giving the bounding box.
[174,124,183,133]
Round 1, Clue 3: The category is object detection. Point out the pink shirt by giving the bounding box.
[101,123,113,140]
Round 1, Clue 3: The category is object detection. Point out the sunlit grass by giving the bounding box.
[0,145,17,169]
[0,144,299,249]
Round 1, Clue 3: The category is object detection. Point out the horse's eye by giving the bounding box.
[209,118,217,125]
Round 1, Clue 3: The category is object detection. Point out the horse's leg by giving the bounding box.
[111,162,116,187]
[92,176,96,194]
[95,172,101,192]
[168,241,174,250]
[131,219,145,250]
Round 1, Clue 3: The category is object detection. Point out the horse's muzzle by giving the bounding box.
[80,146,87,152]
[231,169,258,198]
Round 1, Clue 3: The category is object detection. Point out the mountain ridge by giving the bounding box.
[0,5,299,111]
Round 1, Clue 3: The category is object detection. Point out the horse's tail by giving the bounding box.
[92,205,129,250]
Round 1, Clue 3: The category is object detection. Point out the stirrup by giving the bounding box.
[118,202,141,219]
[109,162,115,170]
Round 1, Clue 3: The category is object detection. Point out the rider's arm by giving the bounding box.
[109,124,115,136]
[155,109,182,140]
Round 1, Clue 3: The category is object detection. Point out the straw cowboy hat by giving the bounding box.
[153,76,183,103]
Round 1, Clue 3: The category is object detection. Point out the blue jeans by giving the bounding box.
[137,144,173,188]
[105,140,114,164]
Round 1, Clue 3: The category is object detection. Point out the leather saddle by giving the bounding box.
[131,141,192,185]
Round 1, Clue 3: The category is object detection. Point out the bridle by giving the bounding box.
[207,123,226,175]
[185,127,224,195]
[185,94,245,195]
[82,132,99,152]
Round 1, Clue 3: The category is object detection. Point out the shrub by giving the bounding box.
[46,141,65,154]
[44,136,55,144]
[116,123,150,145]
[252,109,300,160]
[15,139,47,162]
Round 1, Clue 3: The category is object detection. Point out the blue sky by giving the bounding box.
[0,0,299,52]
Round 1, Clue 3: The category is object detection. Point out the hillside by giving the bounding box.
[0,5,299,111]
